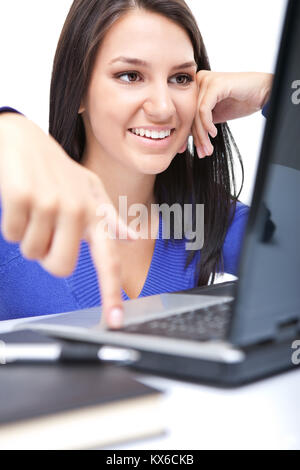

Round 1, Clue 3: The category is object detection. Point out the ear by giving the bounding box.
[78,104,85,114]
[78,98,86,114]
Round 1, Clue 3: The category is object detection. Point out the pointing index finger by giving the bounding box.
[88,222,124,329]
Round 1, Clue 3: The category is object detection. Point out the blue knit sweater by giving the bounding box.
[0,201,249,320]
[0,104,268,321]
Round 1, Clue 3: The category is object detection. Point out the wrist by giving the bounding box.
[0,112,28,148]
[0,106,25,133]
[260,73,274,109]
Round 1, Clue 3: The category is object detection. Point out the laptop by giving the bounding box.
[19,0,300,385]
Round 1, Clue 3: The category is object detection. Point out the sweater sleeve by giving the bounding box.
[221,103,267,271]
[262,102,269,118]
[222,202,250,276]
[0,106,23,115]
[0,202,81,320]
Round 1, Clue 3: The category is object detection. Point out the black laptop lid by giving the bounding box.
[229,0,300,347]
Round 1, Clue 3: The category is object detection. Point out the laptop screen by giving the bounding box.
[229,0,300,346]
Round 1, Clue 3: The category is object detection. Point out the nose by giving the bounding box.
[143,81,176,122]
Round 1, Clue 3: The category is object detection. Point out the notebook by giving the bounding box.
[0,330,164,450]
[16,0,300,386]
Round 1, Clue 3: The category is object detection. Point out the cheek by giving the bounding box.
[90,85,131,128]
[87,95,125,139]
[178,92,197,130]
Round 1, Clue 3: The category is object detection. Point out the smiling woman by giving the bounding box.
[77,8,198,178]
[0,0,268,324]
[50,0,246,286]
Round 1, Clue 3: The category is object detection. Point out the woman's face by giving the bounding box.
[80,9,198,176]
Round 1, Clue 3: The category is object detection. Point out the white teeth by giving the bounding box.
[130,128,172,139]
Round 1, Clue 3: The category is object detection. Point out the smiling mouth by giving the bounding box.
[128,129,176,140]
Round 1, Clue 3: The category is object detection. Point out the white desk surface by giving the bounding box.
[1,313,300,450]
[122,368,300,450]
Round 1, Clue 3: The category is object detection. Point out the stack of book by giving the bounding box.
[0,330,165,450]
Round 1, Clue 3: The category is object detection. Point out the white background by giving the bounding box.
[1,3,299,451]
[0,0,288,204]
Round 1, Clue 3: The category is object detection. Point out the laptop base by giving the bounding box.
[129,335,300,387]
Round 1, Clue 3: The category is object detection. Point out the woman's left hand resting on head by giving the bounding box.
[190,71,273,158]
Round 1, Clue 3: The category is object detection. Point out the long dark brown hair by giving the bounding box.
[49,0,244,286]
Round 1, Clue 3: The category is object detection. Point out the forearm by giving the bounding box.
[260,73,273,109]
[0,110,31,162]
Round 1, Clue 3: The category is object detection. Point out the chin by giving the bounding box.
[135,153,175,174]
[140,160,174,175]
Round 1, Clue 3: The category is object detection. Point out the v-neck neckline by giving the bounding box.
[65,212,163,308]
[121,212,162,301]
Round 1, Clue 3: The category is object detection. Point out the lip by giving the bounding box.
[129,126,175,132]
[127,129,176,149]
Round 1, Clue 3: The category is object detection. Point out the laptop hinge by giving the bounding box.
[241,318,300,350]
[276,317,300,342]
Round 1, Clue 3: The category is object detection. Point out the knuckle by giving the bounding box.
[197,70,208,81]
[74,203,87,221]
[88,171,101,186]
[32,246,48,259]
[1,214,28,243]
[207,77,219,91]
[35,198,58,217]
[7,188,32,208]
[63,202,86,221]
[1,222,23,242]
[87,203,98,223]
[88,172,102,193]
[20,242,39,260]
[212,75,221,86]
[86,169,101,186]
[198,104,207,116]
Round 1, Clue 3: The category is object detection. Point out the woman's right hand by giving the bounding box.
[0,112,136,328]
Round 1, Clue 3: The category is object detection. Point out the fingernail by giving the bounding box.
[210,126,218,138]
[196,146,204,158]
[109,307,123,329]
[203,145,210,156]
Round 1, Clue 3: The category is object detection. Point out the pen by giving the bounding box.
[0,340,140,365]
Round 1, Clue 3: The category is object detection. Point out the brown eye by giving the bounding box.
[172,74,193,85]
[117,72,141,83]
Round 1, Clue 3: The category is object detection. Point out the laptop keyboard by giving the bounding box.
[120,300,234,341]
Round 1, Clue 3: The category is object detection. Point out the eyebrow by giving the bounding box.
[109,56,197,70]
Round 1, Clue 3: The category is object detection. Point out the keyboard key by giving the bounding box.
[120,301,233,341]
